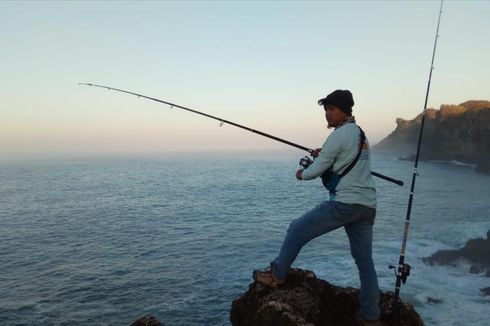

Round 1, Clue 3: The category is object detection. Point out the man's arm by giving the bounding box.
[298,133,342,180]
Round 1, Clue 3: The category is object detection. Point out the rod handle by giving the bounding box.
[371,171,404,186]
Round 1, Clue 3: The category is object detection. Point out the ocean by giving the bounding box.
[1,152,489,325]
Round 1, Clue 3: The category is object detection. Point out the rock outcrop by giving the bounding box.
[230,268,424,326]
[375,101,490,174]
[480,287,490,296]
[130,315,164,326]
[422,230,490,276]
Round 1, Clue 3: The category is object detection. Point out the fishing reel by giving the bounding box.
[389,263,411,284]
[299,156,314,169]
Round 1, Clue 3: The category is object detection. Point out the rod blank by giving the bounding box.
[80,82,403,186]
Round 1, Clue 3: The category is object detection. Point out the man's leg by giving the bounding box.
[270,201,346,280]
[344,208,380,321]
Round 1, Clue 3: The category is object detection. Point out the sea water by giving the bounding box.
[1,152,489,325]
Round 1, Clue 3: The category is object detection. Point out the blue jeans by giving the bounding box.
[271,200,380,320]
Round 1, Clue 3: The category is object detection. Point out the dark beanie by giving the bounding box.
[318,89,354,115]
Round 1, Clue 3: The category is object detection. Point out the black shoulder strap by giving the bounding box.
[339,127,366,178]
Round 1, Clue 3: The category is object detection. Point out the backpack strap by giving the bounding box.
[339,127,365,177]
[322,126,366,197]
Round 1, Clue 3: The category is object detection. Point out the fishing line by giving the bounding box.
[391,0,444,322]
[79,82,403,186]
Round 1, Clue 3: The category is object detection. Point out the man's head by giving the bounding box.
[318,89,354,128]
[318,89,354,115]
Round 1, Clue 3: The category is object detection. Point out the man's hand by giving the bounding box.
[296,169,303,180]
[311,148,322,158]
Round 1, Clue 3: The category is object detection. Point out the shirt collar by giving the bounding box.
[336,116,356,129]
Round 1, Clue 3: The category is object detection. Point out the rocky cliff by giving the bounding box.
[230,268,424,326]
[375,101,490,174]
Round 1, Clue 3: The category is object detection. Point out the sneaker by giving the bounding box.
[252,266,285,287]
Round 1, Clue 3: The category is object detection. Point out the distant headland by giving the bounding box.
[374,100,490,174]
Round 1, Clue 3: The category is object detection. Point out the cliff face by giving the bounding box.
[375,101,490,173]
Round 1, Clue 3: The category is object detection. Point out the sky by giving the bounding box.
[1,0,489,158]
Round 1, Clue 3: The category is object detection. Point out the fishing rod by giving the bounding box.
[79,82,403,186]
[391,0,444,323]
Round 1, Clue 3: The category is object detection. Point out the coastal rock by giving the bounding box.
[475,156,490,174]
[480,287,490,296]
[230,268,423,326]
[469,265,485,274]
[375,100,490,174]
[425,297,443,304]
[130,315,164,326]
[422,230,490,276]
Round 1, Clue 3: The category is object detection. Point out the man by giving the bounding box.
[253,90,380,324]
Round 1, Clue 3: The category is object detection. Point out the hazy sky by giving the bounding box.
[1,1,489,157]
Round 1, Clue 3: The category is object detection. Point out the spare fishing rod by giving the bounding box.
[79,82,403,186]
[391,0,444,323]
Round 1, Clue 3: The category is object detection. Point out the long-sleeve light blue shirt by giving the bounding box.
[301,122,377,208]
